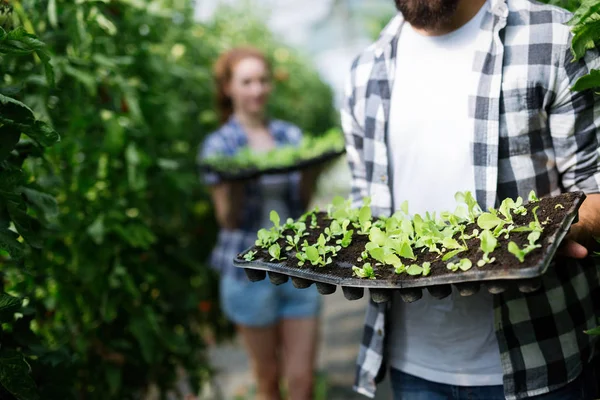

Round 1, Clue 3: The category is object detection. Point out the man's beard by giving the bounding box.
[394,0,460,30]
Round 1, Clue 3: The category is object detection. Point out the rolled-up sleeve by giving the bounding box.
[549,37,600,194]
[341,57,369,208]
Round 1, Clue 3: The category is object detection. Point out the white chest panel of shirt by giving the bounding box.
[387,2,504,387]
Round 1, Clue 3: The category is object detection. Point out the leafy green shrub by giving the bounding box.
[1,0,336,398]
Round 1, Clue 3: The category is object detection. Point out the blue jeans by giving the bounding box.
[390,368,592,400]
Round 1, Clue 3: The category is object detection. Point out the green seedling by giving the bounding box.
[441,236,468,261]
[477,212,505,230]
[283,218,296,231]
[460,228,480,241]
[355,204,372,234]
[256,228,280,248]
[352,263,376,279]
[512,206,544,233]
[268,243,286,262]
[285,235,300,251]
[528,190,539,202]
[406,264,423,276]
[304,244,332,267]
[310,213,319,229]
[295,222,308,237]
[447,258,473,272]
[498,198,517,223]
[329,219,350,236]
[422,262,431,276]
[477,230,497,267]
[243,251,257,262]
[454,191,483,222]
[555,204,564,210]
[366,242,387,263]
[337,230,353,248]
[507,231,542,263]
[369,227,387,246]
[270,210,281,231]
[383,253,403,269]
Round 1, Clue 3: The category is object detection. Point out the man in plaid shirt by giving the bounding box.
[341,0,600,399]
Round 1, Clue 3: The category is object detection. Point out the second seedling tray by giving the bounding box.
[199,149,345,182]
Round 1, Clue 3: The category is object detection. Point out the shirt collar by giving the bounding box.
[224,115,288,146]
[373,0,508,58]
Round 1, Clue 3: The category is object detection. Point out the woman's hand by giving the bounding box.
[209,181,246,230]
[300,163,326,208]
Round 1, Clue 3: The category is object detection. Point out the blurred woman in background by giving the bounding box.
[198,47,322,400]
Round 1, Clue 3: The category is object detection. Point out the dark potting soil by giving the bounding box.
[244,192,582,283]
[200,149,345,182]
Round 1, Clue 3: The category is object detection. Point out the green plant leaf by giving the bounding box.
[0,125,21,162]
[305,246,319,262]
[572,69,600,92]
[422,262,431,276]
[369,227,387,246]
[406,264,423,276]
[0,293,21,322]
[0,349,39,400]
[0,227,23,259]
[270,210,280,229]
[442,237,462,250]
[585,326,600,336]
[359,205,371,225]
[129,315,156,364]
[369,246,385,263]
[442,248,464,261]
[106,365,122,396]
[508,241,525,262]
[268,243,282,261]
[480,230,497,254]
[477,213,503,230]
[528,190,539,202]
[383,253,402,267]
[458,259,473,272]
[21,187,58,218]
[397,241,415,260]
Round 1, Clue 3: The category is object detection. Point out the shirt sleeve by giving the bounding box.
[341,57,369,209]
[549,36,600,194]
[197,133,227,186]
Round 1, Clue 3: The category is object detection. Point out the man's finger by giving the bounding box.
[558,240,588,259]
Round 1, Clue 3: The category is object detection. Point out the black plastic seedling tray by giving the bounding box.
[199,149,345,182]
[233,192,586,303]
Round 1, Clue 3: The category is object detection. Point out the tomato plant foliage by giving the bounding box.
[0,0,336,399]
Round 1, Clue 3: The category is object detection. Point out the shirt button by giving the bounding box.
[380,175,387,183]
[377,329,383,336]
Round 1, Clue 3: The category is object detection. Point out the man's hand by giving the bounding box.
[560,224,590,259]
[558,193,600,259]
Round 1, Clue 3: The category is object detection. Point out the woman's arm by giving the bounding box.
[208,182,245,230]
[299,165,323,209]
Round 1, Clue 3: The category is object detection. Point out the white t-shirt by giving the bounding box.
[387,2,504,386]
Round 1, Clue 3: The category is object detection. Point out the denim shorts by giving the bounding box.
[219,274,322,327]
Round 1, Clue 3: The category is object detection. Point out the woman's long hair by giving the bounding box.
[213,47,271,124]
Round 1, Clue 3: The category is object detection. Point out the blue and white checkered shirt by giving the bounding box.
[342,0,600,398]
[198,117,304,281]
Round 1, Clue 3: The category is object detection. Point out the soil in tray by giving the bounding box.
[244,192,580,282]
